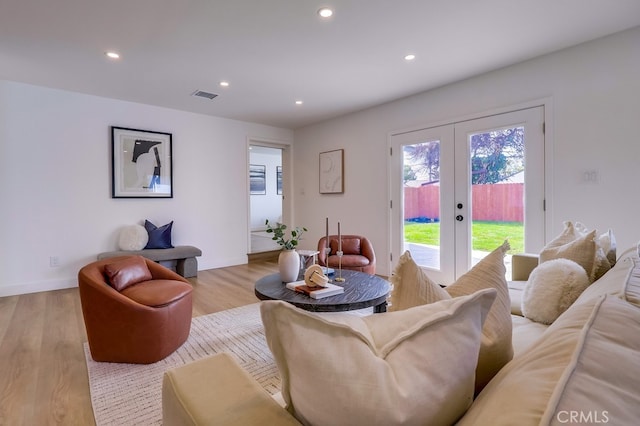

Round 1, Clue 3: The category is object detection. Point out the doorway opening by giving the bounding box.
[249,145,284,254]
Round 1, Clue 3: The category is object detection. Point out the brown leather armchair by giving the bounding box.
[317,235,376,275]
[78,256,193,364]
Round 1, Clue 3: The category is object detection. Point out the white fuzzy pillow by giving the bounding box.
[118,225,149,251]
[521,258,590,324]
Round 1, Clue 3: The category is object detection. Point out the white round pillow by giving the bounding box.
[118,225,149,251]
[521,258,590,324]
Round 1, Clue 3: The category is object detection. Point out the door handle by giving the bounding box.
[456,215,464,222]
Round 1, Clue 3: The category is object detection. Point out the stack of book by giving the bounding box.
[285,281,344,299]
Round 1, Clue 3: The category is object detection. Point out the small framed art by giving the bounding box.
[319,149,344,194]
[250,164,267,195]
[111,126,173,198]
[276,166,283,195]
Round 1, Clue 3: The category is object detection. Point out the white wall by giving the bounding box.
[249,149,282,230]
[0,81,292,296]
[293,26,640,276]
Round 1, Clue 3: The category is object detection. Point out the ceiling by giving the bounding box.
[2,1,640,129]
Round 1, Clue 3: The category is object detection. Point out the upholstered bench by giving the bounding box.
[98,245,202,278]
[162,352,300,425]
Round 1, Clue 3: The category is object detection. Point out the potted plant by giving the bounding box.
[265,220,308,282]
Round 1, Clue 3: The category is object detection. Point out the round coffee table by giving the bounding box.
[255,270,390,313]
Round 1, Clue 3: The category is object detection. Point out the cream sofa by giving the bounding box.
[163,247,640,425]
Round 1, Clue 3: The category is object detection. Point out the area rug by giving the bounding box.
[84,303,280,426]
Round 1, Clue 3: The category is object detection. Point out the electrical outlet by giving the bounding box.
[49,256,60,267]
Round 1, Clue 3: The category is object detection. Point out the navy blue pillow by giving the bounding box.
[144,220,174,249]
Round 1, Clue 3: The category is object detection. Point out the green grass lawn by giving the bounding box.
[404,221,524,254]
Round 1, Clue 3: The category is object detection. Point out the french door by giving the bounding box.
[390,107,545,284]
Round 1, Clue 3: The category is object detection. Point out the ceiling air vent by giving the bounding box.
[192,90,218,100]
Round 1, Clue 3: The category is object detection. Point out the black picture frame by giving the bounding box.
[276,166,283,195]
[250,164,267,195]
[111,126,173,198]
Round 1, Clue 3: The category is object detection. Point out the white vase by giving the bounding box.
[279,249,300,283]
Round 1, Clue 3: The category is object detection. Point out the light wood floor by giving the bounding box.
[0,260,279,426]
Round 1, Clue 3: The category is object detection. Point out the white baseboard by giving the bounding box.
[199,256,248,271]
[0,277,77,297]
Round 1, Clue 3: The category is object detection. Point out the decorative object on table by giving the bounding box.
[319,149,344,194]
[265,219,308,283]
[285,280,344,299]
[335,222,345,282]
[111,126,173,198]
[304,264,329,287]
[324,217,331,276]
[249,164,266,195]
[118,224,149,251]
[278,250,300,283]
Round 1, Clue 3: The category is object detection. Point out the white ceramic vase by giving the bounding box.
[278,249,300,283]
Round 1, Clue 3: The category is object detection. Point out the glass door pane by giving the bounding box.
[454,107,545,279]
[469,126,525,269]
[403,140,441,270]
[390,124,455,284]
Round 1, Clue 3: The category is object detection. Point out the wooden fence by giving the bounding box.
[404,183,523,222]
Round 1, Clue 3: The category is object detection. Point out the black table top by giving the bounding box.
[255,270,390,313]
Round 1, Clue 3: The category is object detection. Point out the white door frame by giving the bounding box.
[388,99,553,280]
[247,137,293,254]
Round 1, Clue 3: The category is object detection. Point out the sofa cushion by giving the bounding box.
[521,258,590,324]
[260,290,497,426]
[162,353,301,425]
[103,255,152,291]
[598,228,617,267]
[625,260,640,307]
[574,247,635,305]
[459,295,640,426]
[121,279,193,307]
[388,250,451,312]
[508,280,526,316]
[510,315,548,357]
[445,240,513,393]
[539,223,598,280]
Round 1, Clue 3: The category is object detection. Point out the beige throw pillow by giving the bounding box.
[540,223,598,281]
[540,221,613,282]
[388,250,451,311]
[261,290,497,426]
[446,240,513,393]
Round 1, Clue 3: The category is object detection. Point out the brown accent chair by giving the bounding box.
[317,235,376,275]
[78,255,193,364]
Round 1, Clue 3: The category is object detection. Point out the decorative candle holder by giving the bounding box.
[335,250,345,282]
[324,245,331,279]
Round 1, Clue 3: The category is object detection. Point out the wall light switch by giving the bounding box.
[50,256,60,267]
[582,170,599,184]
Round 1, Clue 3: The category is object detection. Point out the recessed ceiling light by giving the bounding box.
[404,54,416,61]
[219,81,230,87]
[318,7,333,18]
[105,51,120,59]
[295,100,303,105]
